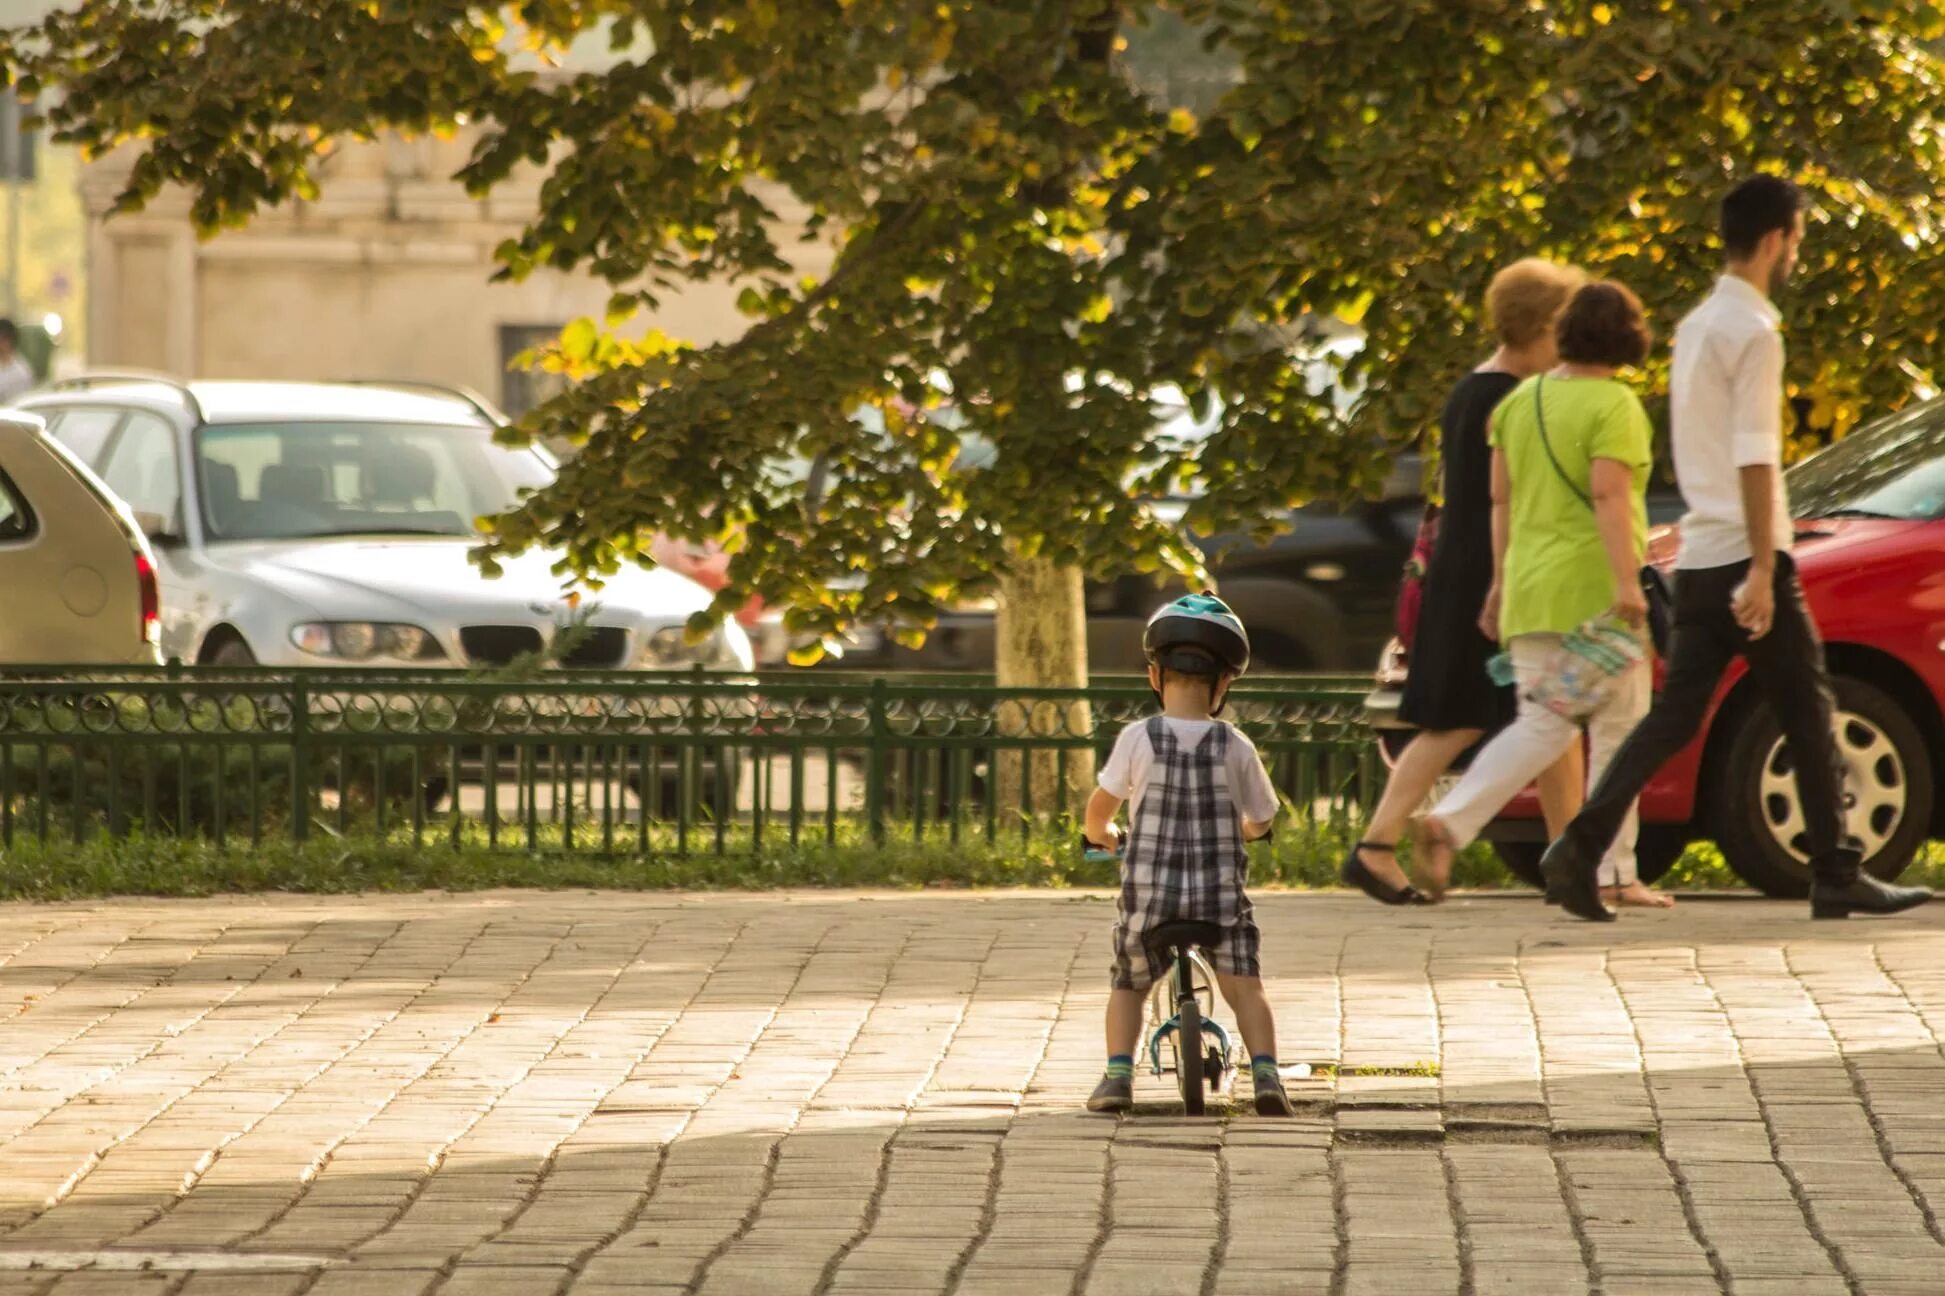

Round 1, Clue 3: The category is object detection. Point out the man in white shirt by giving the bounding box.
[0,320,34,405]
[1542,176,1932,922]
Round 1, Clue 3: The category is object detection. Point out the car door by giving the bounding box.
[0,417,149,664]
[95,410,199,662]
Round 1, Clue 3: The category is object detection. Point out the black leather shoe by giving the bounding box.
[1810,875,1934,920]
[1540,837,1614,923]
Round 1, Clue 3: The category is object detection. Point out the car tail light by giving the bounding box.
[135,551,160,645]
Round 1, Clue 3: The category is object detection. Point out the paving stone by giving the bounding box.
[0,892,1940,1292]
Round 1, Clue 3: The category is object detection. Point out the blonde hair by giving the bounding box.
[1486,258,1586,349]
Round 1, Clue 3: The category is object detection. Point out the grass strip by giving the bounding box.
[0,820,1934,901]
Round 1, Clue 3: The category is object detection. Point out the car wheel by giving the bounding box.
[208,637,257,667]
[1712,677,1933,899]
[1492,825,1688,891]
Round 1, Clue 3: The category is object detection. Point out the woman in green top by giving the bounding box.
[1412,282,1672,909]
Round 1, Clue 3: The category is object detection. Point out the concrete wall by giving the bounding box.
[82,132,828,412]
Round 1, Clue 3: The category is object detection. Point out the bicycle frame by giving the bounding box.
[1144,946,1234,1086]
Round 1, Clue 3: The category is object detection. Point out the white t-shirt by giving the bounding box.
[1670,275,1794,569]
[0,356,33,406]
[1097,718,1280,825]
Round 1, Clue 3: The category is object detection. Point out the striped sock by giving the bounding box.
[1105,1054,1134,1080]
[1252,1054,1280,1084]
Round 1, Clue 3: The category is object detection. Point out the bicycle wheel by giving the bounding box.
[1176,953,1204,1115]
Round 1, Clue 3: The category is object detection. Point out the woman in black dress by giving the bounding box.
[1344,259,1588,904]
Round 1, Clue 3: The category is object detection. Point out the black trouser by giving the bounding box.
[1560,553,1854,883]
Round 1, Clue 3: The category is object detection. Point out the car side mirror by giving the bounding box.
[132,510,182,546]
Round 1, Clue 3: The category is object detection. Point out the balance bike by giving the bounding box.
[1084,841,1237,1114]
[1142,919,1235,1114]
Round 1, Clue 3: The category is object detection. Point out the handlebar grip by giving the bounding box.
[1080,834,1122,864]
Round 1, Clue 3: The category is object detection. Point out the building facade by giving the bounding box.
[82,133,830,414]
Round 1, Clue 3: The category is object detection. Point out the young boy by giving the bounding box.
[1083,593,1294,1117]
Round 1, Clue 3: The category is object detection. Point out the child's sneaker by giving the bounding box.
[1087,1074,1133,1113]
[1252,1071,1295,1117]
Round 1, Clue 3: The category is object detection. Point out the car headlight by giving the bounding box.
[640,623,744,669]
[292,622,444,662]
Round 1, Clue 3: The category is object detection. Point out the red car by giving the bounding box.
[1370,396,1945,897]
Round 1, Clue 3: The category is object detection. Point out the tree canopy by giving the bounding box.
[8,1,1945,657]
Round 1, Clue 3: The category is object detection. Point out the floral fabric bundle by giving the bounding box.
[1486,617,1646,721]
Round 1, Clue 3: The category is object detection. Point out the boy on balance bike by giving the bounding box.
[1083,594,1294,1117]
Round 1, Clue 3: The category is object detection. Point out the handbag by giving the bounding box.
[1393,502,1440,649]
[1530,378,1673,655]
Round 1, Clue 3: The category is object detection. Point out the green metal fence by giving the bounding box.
[0,667,1377,855]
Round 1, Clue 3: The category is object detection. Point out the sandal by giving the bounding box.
[1341,841,1429,907]
[1603,882,1676,909]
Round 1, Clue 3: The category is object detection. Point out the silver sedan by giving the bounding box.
[17,379,752,673]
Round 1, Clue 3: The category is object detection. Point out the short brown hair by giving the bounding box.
[1485,258,1585,348]
[1555,281,1652,368]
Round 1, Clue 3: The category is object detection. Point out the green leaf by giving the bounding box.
[559,318,597,365]
[605,292,638,326]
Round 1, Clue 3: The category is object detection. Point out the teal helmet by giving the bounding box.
[1143,592,1250,679]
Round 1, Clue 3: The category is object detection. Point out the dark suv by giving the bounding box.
[816,465,1684,675]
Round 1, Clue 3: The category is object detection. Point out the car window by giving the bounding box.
[98,412,183,528]
[1790,397,1945,522]
[0,471,34,543]
[196,421,556,541]
[45,407,124,467]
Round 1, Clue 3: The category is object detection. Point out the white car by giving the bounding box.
[16,378,752,672]
[0,411,161,665]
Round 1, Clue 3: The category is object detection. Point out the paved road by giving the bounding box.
[0,890,1940,1295]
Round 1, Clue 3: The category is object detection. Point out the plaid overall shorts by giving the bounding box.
[1110,717,1261,991]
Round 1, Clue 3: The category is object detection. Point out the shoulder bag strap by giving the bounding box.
[1531,376,1595,512]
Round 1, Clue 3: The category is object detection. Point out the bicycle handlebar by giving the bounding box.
[1082,828,1271,860]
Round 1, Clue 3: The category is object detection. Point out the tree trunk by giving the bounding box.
[995,553,1093,821]
[988,3,1114,826]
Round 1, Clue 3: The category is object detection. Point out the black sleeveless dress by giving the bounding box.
[1397,370,1519,732]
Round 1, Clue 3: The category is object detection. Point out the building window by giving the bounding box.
[499,324,570,418]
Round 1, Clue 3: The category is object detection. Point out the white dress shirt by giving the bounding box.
[1669,275,1794,569]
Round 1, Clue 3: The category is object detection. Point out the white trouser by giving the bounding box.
[1429,632,1651,886]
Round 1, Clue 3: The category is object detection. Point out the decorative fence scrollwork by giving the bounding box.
[0,668,1378,855]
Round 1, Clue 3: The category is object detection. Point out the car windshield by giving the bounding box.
[197,422,556,542]
[1789,397,1945,523]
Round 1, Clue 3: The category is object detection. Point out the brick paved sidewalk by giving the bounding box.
[0,890,1940,1295]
